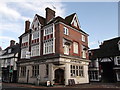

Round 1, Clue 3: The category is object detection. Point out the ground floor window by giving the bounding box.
[70,65,84,77]
[89,71,99,81]
[20,66,26,77]
[32,65,39,77]
[116,72,120,81]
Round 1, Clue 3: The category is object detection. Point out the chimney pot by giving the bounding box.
[10,40,15,46]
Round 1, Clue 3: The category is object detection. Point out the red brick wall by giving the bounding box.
[55,23,89,59]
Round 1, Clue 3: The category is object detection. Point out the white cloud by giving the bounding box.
[0,23,24,34]
[0,1,66,49]
[0,36,16,41]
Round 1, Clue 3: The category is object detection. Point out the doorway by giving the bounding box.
[101,62,115,82]
[55,69,64,85]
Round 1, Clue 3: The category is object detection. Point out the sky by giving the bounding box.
[0,1,118,50]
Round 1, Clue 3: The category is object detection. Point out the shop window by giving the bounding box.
[32,65,39,77]
[89,71,99,81]
[20,66,26,77]
[71,65,84,77]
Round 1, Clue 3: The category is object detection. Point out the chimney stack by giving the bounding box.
[10,40,15,46]
[25,20,30,32]
[45,7,55,23]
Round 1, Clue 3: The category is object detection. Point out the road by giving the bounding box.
[2,83,120,90]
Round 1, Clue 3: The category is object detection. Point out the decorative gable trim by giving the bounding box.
[71,14,81,29]
[31,15,41,31]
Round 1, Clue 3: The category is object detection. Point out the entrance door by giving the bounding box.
[101,62,115,82]
[55,69,64,85]
[27,70,29,83]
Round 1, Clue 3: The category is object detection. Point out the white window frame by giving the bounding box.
[32,65,39,77]
[64,27,69,35]
[22,35,28,43]
[32,31,39,40]
[73,19,78,27]
[64,45,69,55]
[89,71,99,81]
[116,72,120,81]
[118,41,120,51]
[43,39,54,55]
[82,35,85,42]
[82,45,86,58]
[21,48,29,59]
[44,26,53,36]
[8,49,12,53]
[116,56,120,65]
[73,42,78,54]
[31,45,39,57]
[71,65,84,77]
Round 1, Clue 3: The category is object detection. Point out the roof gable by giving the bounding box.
[31,14,45,31]
[65,13,80,29]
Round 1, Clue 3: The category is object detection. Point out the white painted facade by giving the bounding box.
[18,57,89,85]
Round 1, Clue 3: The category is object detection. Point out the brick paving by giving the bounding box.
[2,82,120,89]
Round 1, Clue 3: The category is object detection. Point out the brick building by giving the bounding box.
[17,7,90,85]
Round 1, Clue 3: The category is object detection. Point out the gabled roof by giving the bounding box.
[65,13,76,25]
[2,44,20,56]
[90,37,120,59]
[36,14,45,26]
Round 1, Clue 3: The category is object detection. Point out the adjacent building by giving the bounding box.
[89,37,120,82]
[0,40,19,82]
[17,7,90,85]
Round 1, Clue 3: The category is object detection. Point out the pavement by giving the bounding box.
[2,82,120,90]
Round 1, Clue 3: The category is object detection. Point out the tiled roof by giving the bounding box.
[2,44,20,56]
[36,14,45,26]
[65,13,76,25]
[90,37,120,59]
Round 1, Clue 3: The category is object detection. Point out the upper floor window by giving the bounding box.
[44,26,53,36]
[32,31,39,40]
[43,39,54,54]
[64,27,69,35]
[82,45,86,58]
[22,35,28,43]
[64,45,69,55]
[21,48,29,59]
[73,42,78,54]
[8,49,12,53]
[116,56,120,65]
[73,18,78,27]
[82,35,85,42]
[31,45,39,57]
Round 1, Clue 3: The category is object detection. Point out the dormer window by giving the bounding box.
[64,27,69,35]
[8,49,12,53]
[73,17,78,27]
